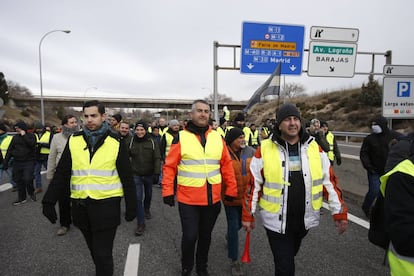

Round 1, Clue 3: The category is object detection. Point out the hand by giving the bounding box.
[224,195,235,202]
[125,210,136,222]
[19,130,26,136]
[336,158,342,166]
[42,203,57,224]
[335,219,348,235]
[242,221,254,232]
[152,174,159,184]
[163,195,175,207]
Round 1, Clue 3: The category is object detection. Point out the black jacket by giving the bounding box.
[42,130,136,228]
[5,132,36,162]
[384,154,414,257]
[360,116,402,175]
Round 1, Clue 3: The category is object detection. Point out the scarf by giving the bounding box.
[61,125,79,139]
[83,121,110,148]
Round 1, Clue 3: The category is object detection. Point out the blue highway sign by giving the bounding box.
[241,21,305,75]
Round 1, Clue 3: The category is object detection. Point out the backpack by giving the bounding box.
[368,192,389,250]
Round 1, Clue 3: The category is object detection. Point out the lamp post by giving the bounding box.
[39,29,71,125]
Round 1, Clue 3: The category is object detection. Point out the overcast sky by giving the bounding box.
[1,0,412,101]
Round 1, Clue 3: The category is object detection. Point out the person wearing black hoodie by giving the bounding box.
[360,115,402,217]
[4,121,37,205]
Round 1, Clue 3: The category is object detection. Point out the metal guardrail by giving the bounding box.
[332,131,369,143]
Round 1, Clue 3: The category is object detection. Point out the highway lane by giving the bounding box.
[0,173,390,276]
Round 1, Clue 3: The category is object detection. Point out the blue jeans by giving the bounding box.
[34,159,48,189]
[362,171,381,210]
[0,166,16,187]
[224,205,242,261]
[134,175,153,224]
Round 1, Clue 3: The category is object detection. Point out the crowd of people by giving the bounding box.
[1,99,412,275]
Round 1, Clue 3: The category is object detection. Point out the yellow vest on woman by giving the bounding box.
[69,135,123,200]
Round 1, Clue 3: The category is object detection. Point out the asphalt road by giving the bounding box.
[0,171,390,276]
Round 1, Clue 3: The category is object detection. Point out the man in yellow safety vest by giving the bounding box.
[42,100,137,276]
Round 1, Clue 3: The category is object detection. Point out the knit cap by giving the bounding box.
[14,121,28,131]
[112,113,122,123]
[276,104,301,124]
[135,120,148,131]
[225,127,244,145]
[169,119,179,126]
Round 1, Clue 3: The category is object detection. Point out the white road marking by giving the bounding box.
[0,183,12,192]
[323,202,369,229]
[124,243,140,276]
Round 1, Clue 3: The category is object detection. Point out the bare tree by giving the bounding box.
[281,82,305,99]
[204,93,232,103]
[7,80,33,98]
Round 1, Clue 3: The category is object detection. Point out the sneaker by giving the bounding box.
[30,194,36,202]
[34,188,42,194]
[57,226,69,236]
[231,260,244,276]
[12,199,27,206]
[144,209,152,219]
[135,223,145,236]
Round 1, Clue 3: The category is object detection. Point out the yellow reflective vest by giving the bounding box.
[259,139,324,214]
[0,135,12,158]
[69,135,124,200]
[164,132,174,157]
[380,160,414,275]
[326,131,335,161]
[251,129,259,147]
[177,130,222,187]
[36,131,51,154]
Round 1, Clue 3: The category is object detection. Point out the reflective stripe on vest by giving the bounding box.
[177,130,222,187]
[165,132,174,157]
[259,139,323,213]
[36,131,51,154]
[326,131,334,161]
[0,135,12,158]
[69,135,123,200]
[388,242,414,276]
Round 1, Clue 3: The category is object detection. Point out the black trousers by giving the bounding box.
[12,160,35,201]
[178,201,221,272]
[71,198,121,276]
[265,228,308,276]
[58,195,71,228]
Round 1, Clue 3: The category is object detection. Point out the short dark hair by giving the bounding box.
[83,100,105,114]
[61,114,76,126]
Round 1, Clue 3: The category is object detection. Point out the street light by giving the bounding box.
[39,29,71,125]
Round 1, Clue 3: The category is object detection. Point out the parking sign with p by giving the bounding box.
[397,81,410,97]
